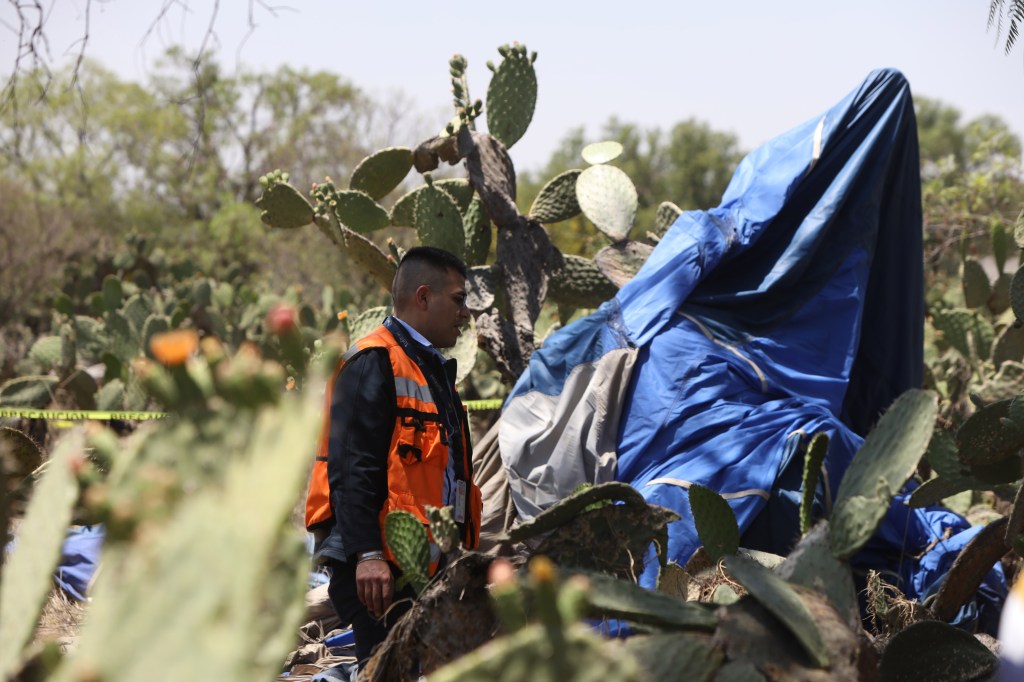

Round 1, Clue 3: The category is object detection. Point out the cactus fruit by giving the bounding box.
[385,510,431,593]
[876,620,997,681]
[829,389,938,559]
[581,140,624,165]
[416,181,466,259]
[575,164,639,243]
[528,169,582,224]
[255,180,315,229]
[594,241,654,288]
[799,433,829,535]
[689,484,740,562]
[485,43,537,149]
[961,258,992,309]
[0,432,82,679]
[722,554,830,668]
[547,254,619,309]
[956,398,1024,466]
[349,146,414,200]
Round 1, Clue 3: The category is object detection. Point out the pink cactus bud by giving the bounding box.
[265,303,298,335]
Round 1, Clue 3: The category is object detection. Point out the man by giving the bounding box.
[305,246,483,668]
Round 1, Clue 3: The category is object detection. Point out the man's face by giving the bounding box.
[421,269,470,349]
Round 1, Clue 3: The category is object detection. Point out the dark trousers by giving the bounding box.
[326,559,416,666]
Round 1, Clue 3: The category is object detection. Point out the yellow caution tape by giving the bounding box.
[0,399,504,422]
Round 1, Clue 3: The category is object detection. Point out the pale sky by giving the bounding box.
[3,1,1023,172]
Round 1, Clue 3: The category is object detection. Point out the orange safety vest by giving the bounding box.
[305,323,482,566]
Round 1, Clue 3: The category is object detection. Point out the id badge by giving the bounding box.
[454,480,467,523]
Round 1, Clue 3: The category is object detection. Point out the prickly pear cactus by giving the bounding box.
[427,505,461,555]
[349,146,414,200]
[594,241,653,287]
[618,632,723,680]
[800,433,829,535]
[528,169,582,224]
[0,432,82,679]
[416,176,466,259]
[581,140,624,165]
[956,397,1024,466]
[1012,263,1024,323]
[255,173,314,229]
[961,258,991,309]
[829,389,938,559]
[689,484,739,562]
[463,196,493,267]
[722,554,830,668]
[385,510,431,593]
[485,43,537,149]
[877,619,997,681]
[653,201,683,237]
[575,164,639,243]
[577,570,716,631]
[0,375,58,408]
[547,254,619,310]
[776,523,860,629]
[326,189,391,234]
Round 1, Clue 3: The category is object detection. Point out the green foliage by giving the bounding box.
[485,43,538,149]
[385,510,431,594]
[529,169,583,224]
[0,432,81,678]
[416,179,467,258]
[722,554,830,668]
[799,433,829,535]
[829,389,938,559]
[575,164,639,243]
[877,619,997,681]
[688,484,739,561]
[349,147,414,200]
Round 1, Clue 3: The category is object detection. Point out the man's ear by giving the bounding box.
[414,284,431,310]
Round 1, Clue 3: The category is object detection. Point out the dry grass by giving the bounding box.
[34,588,87,654]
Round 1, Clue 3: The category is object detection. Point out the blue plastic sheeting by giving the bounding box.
[55,525,104,601]
[502,68,1005,625]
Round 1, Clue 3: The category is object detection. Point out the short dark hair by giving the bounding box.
[391,246,468,309]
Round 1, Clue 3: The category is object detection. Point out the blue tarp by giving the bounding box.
[501,68,1005,627]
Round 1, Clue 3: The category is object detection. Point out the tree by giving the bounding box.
[989,0,1024,58]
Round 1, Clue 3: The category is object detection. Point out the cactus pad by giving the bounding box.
[0,375,58,408]
[994,322,1024,365]
[621,633,723,681]
[416,183,466,259]
[776,524,859,628]
[799,433,829,536]
[576,164,638,242]
[102,275,124,312]
[426,505,460,555]
[1013,263,1024,324]
[327,189,390,234]
[485,44,537,149]
[0,432,81,678]
[463,196,493,266]
[28,335,62,372]
[346,306,390,344]
[385,510,431,593]
[97,379,126,411]
[956,398,1024,466]
[580,570,717,631]
[255,181,315,229]
[340,225,397,291]
[581,140,624,165]
[349,147,414,200]
[548,255,619,309]
[594,241,653,287]
[688,484,739,561]
[877,620,997,681]
[961,258,991,309]
[654,201,683,236]
[528,169,582,224]
[829,389,938,559]
[722,554,830,668]
[1015,206,1024,249]
[440,315,478,385]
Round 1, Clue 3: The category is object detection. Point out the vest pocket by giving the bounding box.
[391,417,446,511]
